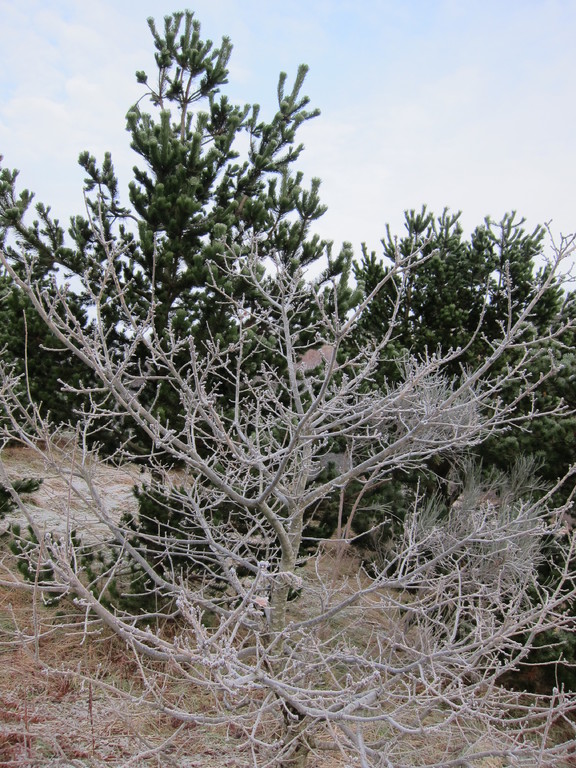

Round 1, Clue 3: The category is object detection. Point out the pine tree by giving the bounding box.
[0,272,88,426]
[0,10,353,451]
[0,10,357,609]
[355,207,564,373]
[69,12,339,341]
[351,206,574,526]
[350,209,576,685]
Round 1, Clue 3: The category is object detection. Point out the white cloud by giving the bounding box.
[0,0,574,255]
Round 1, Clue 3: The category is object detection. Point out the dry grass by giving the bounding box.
[0,562,351,767]
[0,574,253,767]
[1,549,575,768]
[1,446,575,767]
[0,444,346,766]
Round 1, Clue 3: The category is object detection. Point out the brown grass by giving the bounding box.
[0,562,352,767]
[0,574,253,767]
[1,555,574,768]
[1,446,574,767]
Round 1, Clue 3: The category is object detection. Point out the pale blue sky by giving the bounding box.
[1,0,575,256]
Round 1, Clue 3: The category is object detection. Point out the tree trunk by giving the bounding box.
[279,710,313,768]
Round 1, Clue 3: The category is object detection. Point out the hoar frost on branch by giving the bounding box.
[1,217,576,767]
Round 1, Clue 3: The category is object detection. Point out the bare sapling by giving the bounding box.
[1,218,576,767]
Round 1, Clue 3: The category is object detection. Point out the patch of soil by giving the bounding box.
[0,443,139,542]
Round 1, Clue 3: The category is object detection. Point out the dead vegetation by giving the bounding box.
[0,533,378,768]
[1,529,575,768]
[0,566,291,768]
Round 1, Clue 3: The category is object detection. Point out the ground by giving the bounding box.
[0,444,350,767]
[1,444,575,767]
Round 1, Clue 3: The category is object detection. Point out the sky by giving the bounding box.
[0,0,575,261]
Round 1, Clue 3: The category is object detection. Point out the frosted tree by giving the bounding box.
[1,219,576,765]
